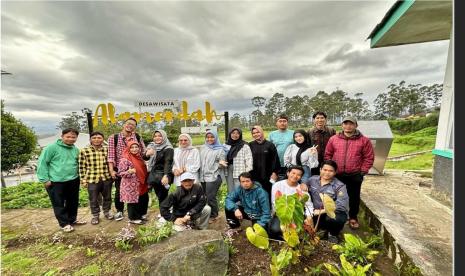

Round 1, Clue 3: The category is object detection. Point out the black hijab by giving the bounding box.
[226,128,246,164]
[294,129,312,166]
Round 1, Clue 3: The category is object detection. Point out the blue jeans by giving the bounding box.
[301,165,311,183]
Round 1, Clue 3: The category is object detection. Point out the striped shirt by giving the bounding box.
[79,145,112,184]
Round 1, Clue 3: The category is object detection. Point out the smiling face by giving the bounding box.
[252,128,262,141]
[342,121,357,134]
[230,130,240,141]
[206,133,216,145]
[123,119,137,133]
[181,179,194,190]
[287,168,303,185]
[178,136,190,148]
[129,144,140,154]
[62,132,78,146]
[294,133,305,144]
[276,118,288,130]
[153,132,163,144]
[314,114,327,129]
[90,134,104,147]
[320,164,336,181]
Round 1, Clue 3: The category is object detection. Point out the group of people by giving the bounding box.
[37,111,374,242]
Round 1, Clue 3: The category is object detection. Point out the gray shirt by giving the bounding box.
[199,145,226,182]
[306,175,349,215]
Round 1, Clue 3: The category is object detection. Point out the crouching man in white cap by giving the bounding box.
[160,172,211,231]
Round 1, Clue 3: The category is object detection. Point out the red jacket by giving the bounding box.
[324,130,374,175]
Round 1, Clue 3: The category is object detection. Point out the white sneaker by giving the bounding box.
[114,212,124,221]
[129,219,143,225]
[141,214,148,221]
[61,225,74,233]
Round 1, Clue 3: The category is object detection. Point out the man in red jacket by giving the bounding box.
[324,116,374,229]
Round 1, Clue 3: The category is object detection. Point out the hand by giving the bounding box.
[308,147,318,155]
[304,216,314,227]
[313,209,326,216]
[161,175,169,185]
[110,171,117,179]
[146,148,156,157]
[174,218,185,225]
[299,183,308,192]
[128,168,136,174]
[173,168,183,176]
[234,209,243,220]
[43,181,52,188]
[271,172,278,181]
[183,214,191,222]
[219,160,228,167]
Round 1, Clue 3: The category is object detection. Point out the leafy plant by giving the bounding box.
[304,264,325,275]
[85,247,96,258]
[223,236,238,256]
[114,225,136,251]
[136,222,174,246]
[323,255,372,276]
[332,234,380,265]
[115,240,133,252]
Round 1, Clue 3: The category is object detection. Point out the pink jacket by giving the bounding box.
[324,130,374,175]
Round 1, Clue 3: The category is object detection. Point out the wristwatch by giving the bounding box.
[186,212,191,216]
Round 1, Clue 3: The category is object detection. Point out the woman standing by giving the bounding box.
[118,141,149,224]
[172,133,200,187]
[225,128,253,193]
[284,129,318,183]
[199,130,228,223]
[145,130,174,207]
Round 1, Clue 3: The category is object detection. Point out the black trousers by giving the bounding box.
[336,173,364,220]
[254,178,272,207]
[150,172,173,206]
[114,177,125,213]
[313,211,347,236]
[225,206,265,229]
[88,179,112,217]
[277,167,287,181]
[201,175,223,219]
[127,192,149,220]
[46,178,80,227]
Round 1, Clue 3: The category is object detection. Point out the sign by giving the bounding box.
[135,100,180,109]
[93,101,221,127]
[181,126,218,134]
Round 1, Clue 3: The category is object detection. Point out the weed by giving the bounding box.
[332,233,380,265]
[74,264,101,276]
[323,255,372,276]
[86,247,97,258]
[136,221,173,246]
[224,236,239,256]
[305,264,324,275]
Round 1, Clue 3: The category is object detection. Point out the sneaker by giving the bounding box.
[129,219,143,225]
[72,219,87,225]
[61,225,74,233]
[114,212,124,221]
[91,217,99,225]
[104,212,114,220]
[328,234,339,244]
[141,214,148,221]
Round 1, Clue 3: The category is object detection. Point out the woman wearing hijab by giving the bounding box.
[249,125,281,204]
[225,128,253,193]
[118,140,149,224]
[145,130,174,207]
[283,129,318,183]
[199,130,228,223]
[172,133,200,187]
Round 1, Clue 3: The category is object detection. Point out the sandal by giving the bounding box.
[91,217,99,225]
[349,219,360,229]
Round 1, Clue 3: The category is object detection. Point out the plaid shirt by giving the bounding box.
[231,144,253,178]
[79,145,112,184]
[107,132,146,167]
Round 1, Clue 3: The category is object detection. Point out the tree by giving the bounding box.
[57,111,88,132]
[1,101,38,187]
[251,96,266,112]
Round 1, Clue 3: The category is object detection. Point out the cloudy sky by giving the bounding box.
[1,1,449,134]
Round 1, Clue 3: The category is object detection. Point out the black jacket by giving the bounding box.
[249,140,280,182]
[160,184,206,221]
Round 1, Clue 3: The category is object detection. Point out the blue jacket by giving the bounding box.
[225,182,271,227]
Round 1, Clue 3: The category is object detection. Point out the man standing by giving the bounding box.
[160,172,211,231]
[37,128,85,232]
[79,131,114,225]
[308,111,336,176]
[107,118,146,221]
[325,117,374,229]
[249,125,280,203]
[268,114,294,181]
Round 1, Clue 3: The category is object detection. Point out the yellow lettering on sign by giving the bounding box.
[92,101,220,126]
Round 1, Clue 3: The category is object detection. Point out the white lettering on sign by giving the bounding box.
[181,126,218,134]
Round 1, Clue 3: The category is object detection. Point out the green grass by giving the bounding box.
[73,264,101,276]
[385,152,434,170]
[388,126,436,157]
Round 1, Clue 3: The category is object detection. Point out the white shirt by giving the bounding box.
[271,179,314,216]
[172,147,200,186]
[283,144,319,168]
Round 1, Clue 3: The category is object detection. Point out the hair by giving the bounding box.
[124,117,138,126]
[320,160,338,172]
[276,114,288,121]
[62,128,79,136]
[90,131,104,138]
[287,165,304,175]
[312,111,328,119]
[238,172,253,181]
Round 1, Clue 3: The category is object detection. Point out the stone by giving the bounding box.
[130,229,228,276]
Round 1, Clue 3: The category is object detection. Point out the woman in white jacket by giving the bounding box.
[284,129,318,183]
[225,128,253,193]
[172,133,200,186]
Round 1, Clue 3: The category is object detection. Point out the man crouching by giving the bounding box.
[160,172,211,231]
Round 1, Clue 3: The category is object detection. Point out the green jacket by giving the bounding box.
[37,139,79,183]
